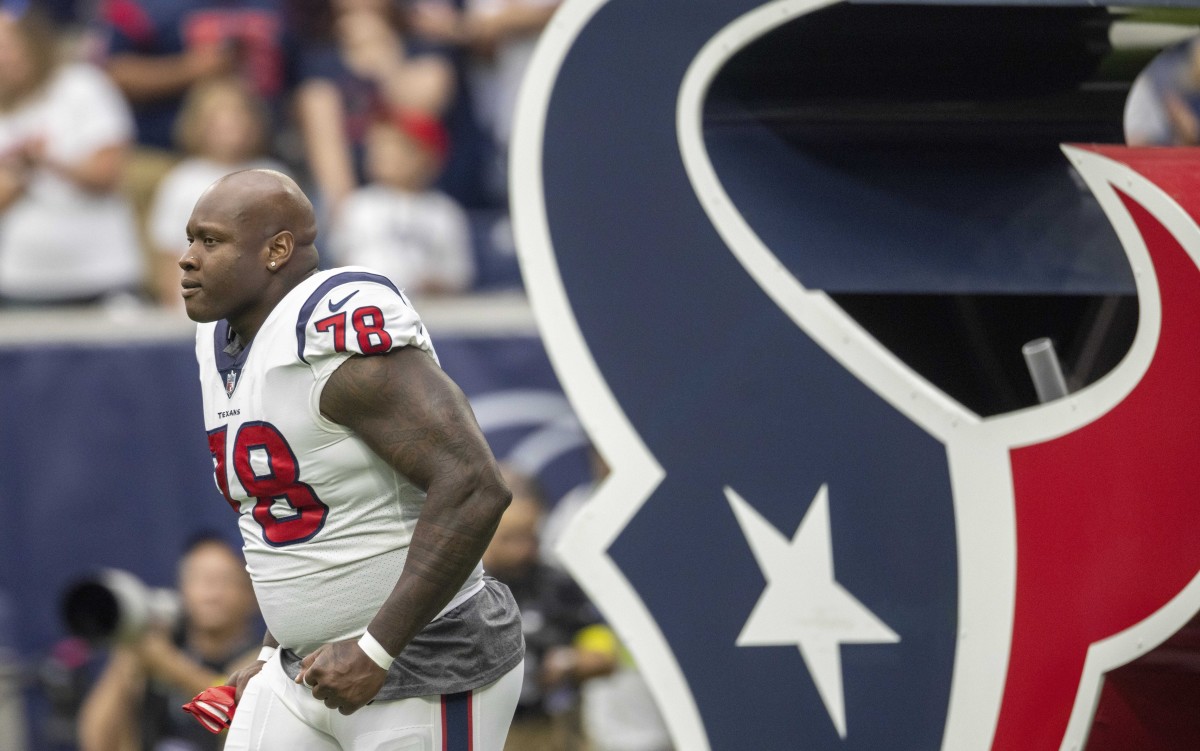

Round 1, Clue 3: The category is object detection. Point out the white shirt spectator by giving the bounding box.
[330,184,474,295]
[581,666,674,751]
[466,0,561,153]
[0,63,142,302]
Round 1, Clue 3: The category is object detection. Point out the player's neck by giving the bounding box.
[229,265,321,344]
[229,273,312,345]
[226,314,267,349]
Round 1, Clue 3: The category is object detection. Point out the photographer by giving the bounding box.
[76,535,260,751]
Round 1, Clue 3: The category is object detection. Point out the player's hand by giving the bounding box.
[227,659,268,702]
[295,640,388,715]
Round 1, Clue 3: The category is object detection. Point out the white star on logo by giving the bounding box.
[726,484,900,739]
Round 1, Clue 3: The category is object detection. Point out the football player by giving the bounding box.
[179,169,523,749]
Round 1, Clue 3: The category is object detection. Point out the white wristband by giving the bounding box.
[357,631,395,671]
[257,646,277,663]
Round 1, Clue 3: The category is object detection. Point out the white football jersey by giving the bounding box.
[196,267,484,656]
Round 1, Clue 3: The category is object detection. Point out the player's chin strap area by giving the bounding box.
[182,684,238,734]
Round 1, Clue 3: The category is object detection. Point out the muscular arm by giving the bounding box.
[319,346,511,657]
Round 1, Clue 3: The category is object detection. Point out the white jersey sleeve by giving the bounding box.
[296,269,438,381]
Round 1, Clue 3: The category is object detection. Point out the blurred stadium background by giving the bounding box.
[3,0,1200,749]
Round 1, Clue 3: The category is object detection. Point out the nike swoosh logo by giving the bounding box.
[328,290,359,313]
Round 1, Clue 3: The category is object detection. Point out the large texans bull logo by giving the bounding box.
[511,1,1200,748]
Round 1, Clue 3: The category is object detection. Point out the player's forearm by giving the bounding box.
[367,476,510,656]
[321,348,512,655]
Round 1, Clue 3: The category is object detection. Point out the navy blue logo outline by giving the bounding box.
[507,1,1200,749]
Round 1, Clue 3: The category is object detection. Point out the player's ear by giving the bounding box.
[266,230,294,270]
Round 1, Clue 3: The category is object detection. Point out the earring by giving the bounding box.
[269,261,277,268]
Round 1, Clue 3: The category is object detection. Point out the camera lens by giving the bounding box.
[61,580,120,641]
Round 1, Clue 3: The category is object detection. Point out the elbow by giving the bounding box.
[431,460,511,528]
[485,471,513,518]
[472,464,512,525]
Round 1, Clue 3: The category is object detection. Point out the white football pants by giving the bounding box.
[224,651,522,750]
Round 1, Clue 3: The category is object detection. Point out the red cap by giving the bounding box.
[388,109,449,160]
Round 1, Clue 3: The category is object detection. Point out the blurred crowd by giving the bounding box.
[13,4,1194,750]
[0,0,555,312]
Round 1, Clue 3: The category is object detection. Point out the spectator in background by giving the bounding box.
[409,0,559,201]
[451,0,561,201]
[1125,35,1200,146]
[146,77,287,309]
[329,108,475,296]
[76,535,260,751]
[575,627,674,751]
[95,0,297,264]
[484,467,614,751]
[96,0,294,152]
[0,8,144,306]
[0,590,28,751]
[289,0,456,214]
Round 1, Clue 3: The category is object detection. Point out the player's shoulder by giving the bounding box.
[291,267,411,318]
[291,267,430,364]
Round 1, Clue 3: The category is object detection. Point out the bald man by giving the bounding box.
[179,170,524,749]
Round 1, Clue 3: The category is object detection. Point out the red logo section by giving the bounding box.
[997,149,1200,749]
